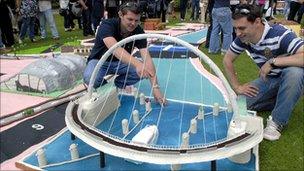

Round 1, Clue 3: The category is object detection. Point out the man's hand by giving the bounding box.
[260,61,272,81]
[152,88,167,106]
[137,48,166,105]
[235,83,259,97]
[135,62,154,79]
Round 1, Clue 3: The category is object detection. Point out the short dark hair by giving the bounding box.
[119,1,141,15]
[232,4,262,23]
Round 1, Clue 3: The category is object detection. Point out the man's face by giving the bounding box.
[119,11,141,32]
[233,17,258,43]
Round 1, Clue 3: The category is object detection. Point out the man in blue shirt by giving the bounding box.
[83,2,166,105]
[223,4,303,141]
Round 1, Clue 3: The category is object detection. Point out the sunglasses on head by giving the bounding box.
[122,2,138,8]
[235,8,251,15]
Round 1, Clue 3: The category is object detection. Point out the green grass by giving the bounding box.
[12,14,91,54]
[10,12,304,171]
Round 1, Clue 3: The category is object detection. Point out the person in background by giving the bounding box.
[16,0,38,43]
[156,0,170,23]
[38,0,59,40]
[264,0,276,20]
[230,0,240,40]
[83,1,167,105]
[240,0,249,4]
[105,0,119,18]
[283,0,291,19]
[205,0,214,49]
[59,0,72,31]
[208,0,233,55]
[272,0,277,15]
[223,4,303,141]
[190,0,200,21]
[79,0,94,36]
[91,0,104,31]
[167,0,176,22]
[297,3,304,23]
[180,0,187,21]
[0,0,15,49]
[0,28,11,53]
[288,0,303,21]
[257,0,266,14]
[0,29,4,50]
[69,0,83,30]
[231,0,240,12]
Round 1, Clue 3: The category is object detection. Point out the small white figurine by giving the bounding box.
[190,119,197,134]
[213,103,219,116]
[36,149,47,167]
[181,132,189,148]
[122,119,129,135]
[69,143,80,160]
[145,99,152,113]
[139,93,145,105]
[132,87,139,98]
[197,106,204,120]
[132,110,140,124]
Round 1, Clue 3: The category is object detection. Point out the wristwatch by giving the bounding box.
[269,58,277,68]
[152,84,160,89]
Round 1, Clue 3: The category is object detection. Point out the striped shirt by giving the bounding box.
[230,21,304,76]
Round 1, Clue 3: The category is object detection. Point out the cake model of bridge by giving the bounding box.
[64,34,263,171]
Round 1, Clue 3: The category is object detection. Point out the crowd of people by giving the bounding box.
[0,0,127,53]
[0,0,60,53]
[1,0,207,54]
[205,0,304,54]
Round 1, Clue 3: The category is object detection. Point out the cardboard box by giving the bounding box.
[144,18,165,30]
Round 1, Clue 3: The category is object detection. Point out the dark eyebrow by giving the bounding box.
[126,17,140,23]
[234,26,247,30]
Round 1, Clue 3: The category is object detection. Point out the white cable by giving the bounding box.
[177,50,190,145]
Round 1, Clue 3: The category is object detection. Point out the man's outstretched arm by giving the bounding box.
[103,36,166,105]
[139,48,167,105]
[223,50,259,97]
[103,36,152,78]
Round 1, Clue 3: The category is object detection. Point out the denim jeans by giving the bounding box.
[39,9,59,38]
[19,17,36,40]
[288,1,301,21]
[91,0,104,31]
[297,4,304,24]
[63,10,71,29]
[246,67,304,126]
[191,0,200,20]
[180,0,187,20]
[209,7,233,53]
[284,0,291,19]
[83,59,141,89]
[82,9,93,36]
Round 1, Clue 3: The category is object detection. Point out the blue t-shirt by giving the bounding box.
[230,22,304,76]
[88,18,147,62]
